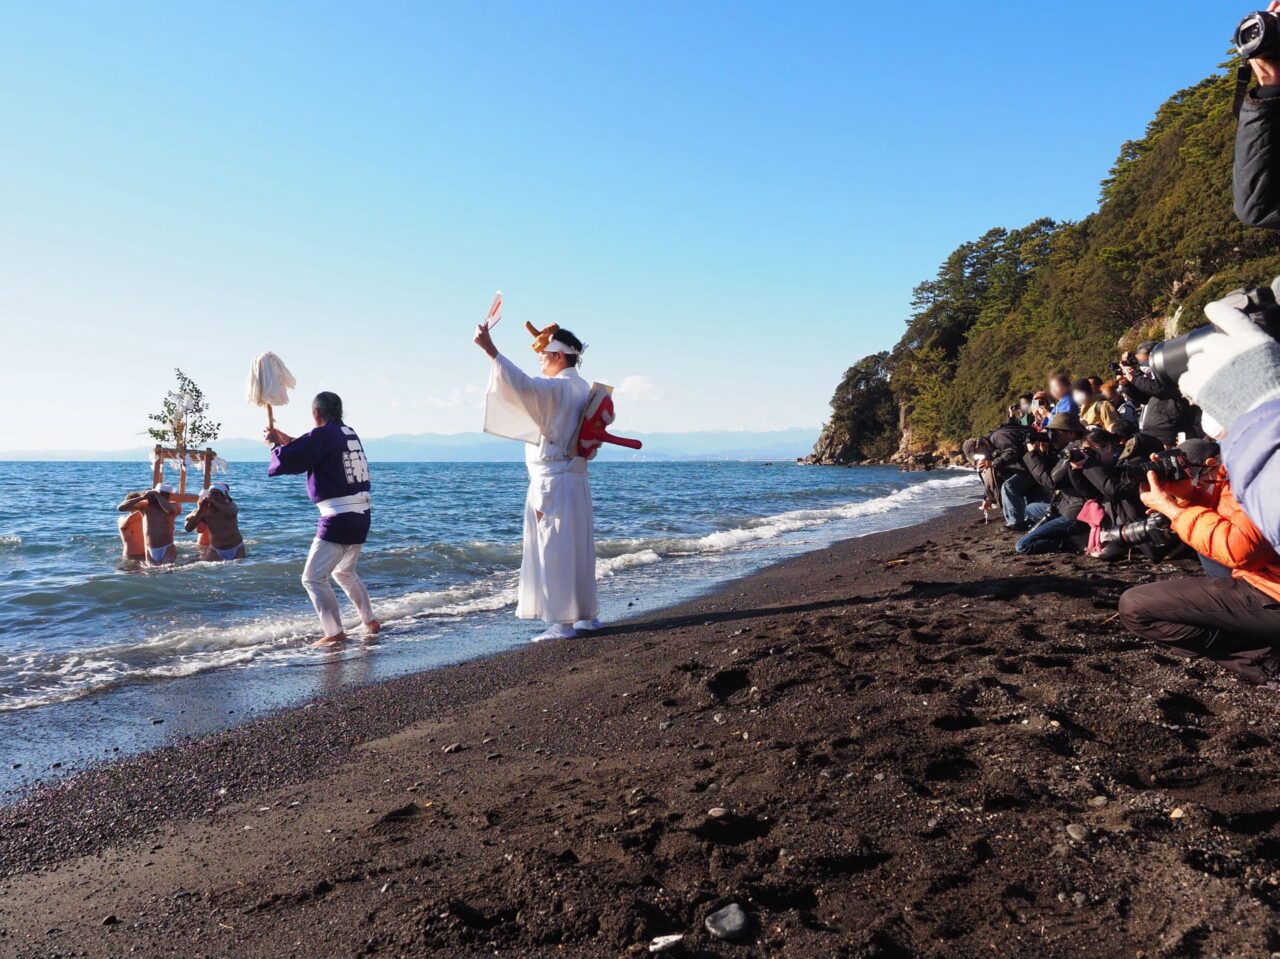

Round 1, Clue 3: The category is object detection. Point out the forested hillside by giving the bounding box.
[807,65,1280,465]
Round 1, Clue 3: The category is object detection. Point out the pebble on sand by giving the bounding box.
[1066,823,1088,842]
[705,902,750,941]
[649,933,683,953]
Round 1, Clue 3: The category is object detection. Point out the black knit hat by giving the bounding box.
[1178,438,1221,466]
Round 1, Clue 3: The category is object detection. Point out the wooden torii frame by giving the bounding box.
[151,445,217,506]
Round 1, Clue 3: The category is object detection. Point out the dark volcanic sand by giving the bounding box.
[4,509,1280,958]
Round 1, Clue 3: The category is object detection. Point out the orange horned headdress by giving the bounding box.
[525,321,560,353]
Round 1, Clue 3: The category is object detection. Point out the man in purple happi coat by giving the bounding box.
[265,391,380,645]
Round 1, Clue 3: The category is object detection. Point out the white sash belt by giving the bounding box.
[316,491,371,517]
[527,456,589,479]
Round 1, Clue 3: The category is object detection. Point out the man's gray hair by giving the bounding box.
[312,392,344,423]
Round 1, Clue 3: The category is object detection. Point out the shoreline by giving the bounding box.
[0,467,979,799]
[5,507,1280,956]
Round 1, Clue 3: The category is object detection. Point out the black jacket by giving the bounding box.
[1235,87,1280,229]
[1023,448,1086,521]
[1120,373,1193,446]
[988,423,1031,475]
[1069,435,1164,558]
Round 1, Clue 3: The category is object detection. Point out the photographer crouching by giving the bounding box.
[1065,429,1170,561]
[1118,452,1280,686]
[1014,414,1090,555]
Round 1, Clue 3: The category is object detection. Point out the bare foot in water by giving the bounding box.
[363,620,382,641]
[313,632,347,647]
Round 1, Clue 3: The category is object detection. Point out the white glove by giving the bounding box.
[1178,282,1280,435]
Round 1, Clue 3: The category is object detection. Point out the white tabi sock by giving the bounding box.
[532,623,578,643]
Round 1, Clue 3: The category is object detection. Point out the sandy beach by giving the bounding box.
[4,507,1280,958]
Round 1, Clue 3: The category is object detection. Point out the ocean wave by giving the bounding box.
[0,472,978,712]
[663,473,977,555]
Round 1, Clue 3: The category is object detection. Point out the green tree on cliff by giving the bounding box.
[814,351,897,463]
[810,64,1280,463]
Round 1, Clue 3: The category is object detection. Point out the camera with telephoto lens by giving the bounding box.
[1097,512,1174,550]
[1237,8,1280,61]
[1149,283,1280,390]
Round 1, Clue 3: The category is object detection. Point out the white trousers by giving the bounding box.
[301,538,375,637]
[518,469,598,625]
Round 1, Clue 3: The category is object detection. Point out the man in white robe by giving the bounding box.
[474,320,601,642]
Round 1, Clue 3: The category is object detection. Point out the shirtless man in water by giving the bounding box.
[117,492,146,561]
[117,484,178,564]
[184,483,246,561]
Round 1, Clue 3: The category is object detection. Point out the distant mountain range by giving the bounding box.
[0,428,819,463]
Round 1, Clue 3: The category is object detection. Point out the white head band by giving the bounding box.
[540,339,584,356]
[153,483,175,495]
[201,482,230,500]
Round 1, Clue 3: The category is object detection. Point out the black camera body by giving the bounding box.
[1149,449,1191,483]
[1116,449,1190,483]
[1237,9,1280,61]
[1149,284,1280,389]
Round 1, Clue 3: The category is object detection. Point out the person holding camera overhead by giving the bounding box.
[1118,450,1280,686]
[1213,7,1280,548]
[1235,5,1280,228]
[1116,344,1194,448]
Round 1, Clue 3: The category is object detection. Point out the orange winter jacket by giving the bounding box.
[1171,469,1280,603]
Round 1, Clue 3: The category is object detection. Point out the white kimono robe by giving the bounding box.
[484,354,598,624]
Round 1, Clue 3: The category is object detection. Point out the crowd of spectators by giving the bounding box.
[963,335,1280,688]
[955,38,1280,690]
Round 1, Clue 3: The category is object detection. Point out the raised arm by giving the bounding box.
[183,501,207,533]
[268,429,324,476]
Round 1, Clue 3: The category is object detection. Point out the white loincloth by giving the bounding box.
[485,355,598,624]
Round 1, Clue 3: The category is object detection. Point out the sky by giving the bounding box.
[0,1,1248,451]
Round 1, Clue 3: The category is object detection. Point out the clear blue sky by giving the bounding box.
[0,1,1244,450]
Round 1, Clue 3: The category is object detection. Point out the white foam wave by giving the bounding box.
[0,473,978,712]
[597,549,663,576]
[684,474,977,553]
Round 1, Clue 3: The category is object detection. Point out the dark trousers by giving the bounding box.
[1119,577,1280,684]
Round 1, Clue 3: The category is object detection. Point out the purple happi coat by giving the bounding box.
[268,421,372,545]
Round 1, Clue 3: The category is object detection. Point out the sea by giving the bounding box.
[0,460,979,796]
